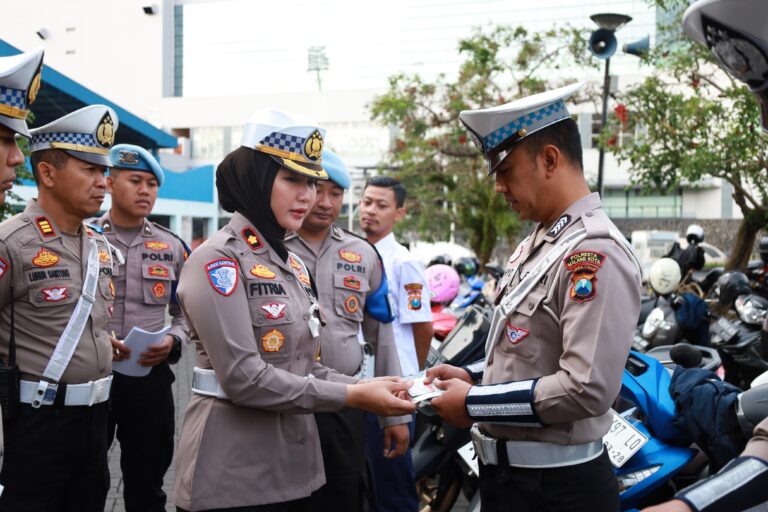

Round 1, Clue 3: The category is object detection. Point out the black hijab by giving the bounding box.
[216,147,288,261]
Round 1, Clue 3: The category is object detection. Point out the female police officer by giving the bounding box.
[173,110,415,512]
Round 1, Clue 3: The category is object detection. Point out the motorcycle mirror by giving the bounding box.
[670,343,703,369]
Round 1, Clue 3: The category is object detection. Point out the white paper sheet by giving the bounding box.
[112,325,171,377]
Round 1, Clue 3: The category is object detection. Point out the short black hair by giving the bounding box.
[29,149,70,184]
[364,175,407,208]
[522,118,583,171]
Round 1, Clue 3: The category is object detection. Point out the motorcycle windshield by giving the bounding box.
[438,305,490,363]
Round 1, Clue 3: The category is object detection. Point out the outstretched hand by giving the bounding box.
[424,364,472,385]
[430,378,473,428]
[346,380,416,416]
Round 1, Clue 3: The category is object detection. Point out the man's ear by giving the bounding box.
[36,161,56,189]
[106,175,115,194]
[395,206,406,222]
[542,145,560,178]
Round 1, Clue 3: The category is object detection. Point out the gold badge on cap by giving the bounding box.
[304,130,323,161]
[96,112,116,148]
[27,62,43,106]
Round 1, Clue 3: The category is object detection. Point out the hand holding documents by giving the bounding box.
[112,326,172,377]
[407,371,443,403]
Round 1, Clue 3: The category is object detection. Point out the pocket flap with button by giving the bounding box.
[29,282,78,307]
[515,285,546,318]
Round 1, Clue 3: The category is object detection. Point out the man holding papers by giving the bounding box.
[93,143,190,512]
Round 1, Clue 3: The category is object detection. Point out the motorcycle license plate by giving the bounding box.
[457,441,480,477]
[603,411,648,468]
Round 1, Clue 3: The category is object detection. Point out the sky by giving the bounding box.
[180,0,657,97]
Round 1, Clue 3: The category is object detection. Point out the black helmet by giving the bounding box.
[759,235,768,264]
[428,254,452,267]
[717,271,752,308]
[454,257,479,278]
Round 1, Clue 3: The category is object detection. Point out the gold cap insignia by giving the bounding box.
[96,112,116,148]
[304,130,323,161]
[27,62,43,106]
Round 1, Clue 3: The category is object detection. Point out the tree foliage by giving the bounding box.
[370,25,596,265]
[605,0,768,269]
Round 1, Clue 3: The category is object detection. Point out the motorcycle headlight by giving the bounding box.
[642,307,665,338]
[735,294,768,325]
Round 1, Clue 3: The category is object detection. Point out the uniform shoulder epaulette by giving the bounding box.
[151,221,192,256]
[0,212,32,242]
[340,227,383,261]
[580,209,612,239]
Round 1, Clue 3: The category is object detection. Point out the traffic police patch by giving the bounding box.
[250,264,276,279]
[339,249,362,263]
[152,282,166,298]
[344,295,360,314]
[148,264,170,278]
[261,302,287,320]
[35,216,56,237]
[0,257,8,279]
[32,248,59,267]
[242,228,262,250]
[42,287,68,302]
[206,258,238,296]
[564,250,606,303]
[343,276,361,290]
[405,283,423,310]
[145,240,170,251]
[261,329,285,352]
[505,322,529,345]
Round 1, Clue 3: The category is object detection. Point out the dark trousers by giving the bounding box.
[313,408,367,512]
[108,364,175,512]
[478,450,620,512]
[364,413,418,512]
[176,491,320,512]
[0,402,110,512]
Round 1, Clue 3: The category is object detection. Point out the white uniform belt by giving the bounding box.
[20,375,112,407]
[191,367,229,399]
[470,424,603,468]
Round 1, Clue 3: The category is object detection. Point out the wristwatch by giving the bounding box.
[168,334,183,364]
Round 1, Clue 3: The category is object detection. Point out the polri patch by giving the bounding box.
[242,228,262,250]
[32,248,59,268]
[339,249,362,263]
[261,329,285,352]
[0,257,8,279]
[564,250,606,304]
[145,240,170,251]
[206,258,238,296]
[261,302,287,320]
[152,282,166,298]
[343,276,361,290]
[505,322,529,345]
[35,216,56,237]
[405,283,423,310]
[250,264,276,279]
[344,295,360,314]
[42,287,68,302]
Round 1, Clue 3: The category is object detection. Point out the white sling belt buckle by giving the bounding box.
[21,375,112,408]
[191,367,229,399]
[470,424,603,469]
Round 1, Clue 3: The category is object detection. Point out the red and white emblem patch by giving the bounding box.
[261,302,287,320]
[0,257,8,279]
[42,287,68,302]
[504,322,529,345]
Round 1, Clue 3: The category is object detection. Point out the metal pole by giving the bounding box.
[597,56,611,198]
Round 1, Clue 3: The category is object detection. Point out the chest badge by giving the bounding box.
[145,240,170,251]
[98,250,110,264]
[32,248,59,268]
[0,257,8,279]
[504,322,529,345]
[206,258,238,296]
[261,329,285,352]
[261,302,287,320]
[108,279,116,298]
[344,295,360,314]
[343,275,361,290]
[148,264,169,278]
[564,251,606,304]
[152,282,166,298]
[250,264,276,279]
[42,287,68,302]
[339,249,362,263]
[289,256,303,271]
[242,228,262,250]
[405,283,423,310]
[298,272,311,286]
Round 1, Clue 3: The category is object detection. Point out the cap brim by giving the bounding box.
[64,149,111,167]
[268,155,328,180]
[0,116,30,137]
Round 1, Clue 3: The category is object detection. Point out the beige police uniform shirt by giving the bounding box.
[286,225,408,427]
[174,212,350,511]
[479,192,641,445]
[0,199,114,383]
[744,417,768,460]
[94,212,189,343]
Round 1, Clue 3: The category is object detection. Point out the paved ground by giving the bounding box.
[104,347,469,511]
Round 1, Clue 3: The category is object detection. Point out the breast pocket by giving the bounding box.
[333,273,369,323]
[251,301,296,364]
[141,263,175,305]
[496,285,547,363]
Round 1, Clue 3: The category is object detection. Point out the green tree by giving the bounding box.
[370,25,596,265]
[605,0,768,269]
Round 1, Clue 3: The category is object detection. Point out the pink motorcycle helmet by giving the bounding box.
[426,264,461,304]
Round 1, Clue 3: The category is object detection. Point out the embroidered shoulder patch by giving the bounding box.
[206,258,238,296]
[564,250,606,303]
[405,283,423,310]
[339,249,362,263]
[504,322,529,345]
[242,228,262,250]
[547,214,571,238]
[0,257,8,279]
[250,264,276,279]
[35,216,56,237]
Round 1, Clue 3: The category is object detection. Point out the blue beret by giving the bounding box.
[321,149,350,189]
[109,144,164,186]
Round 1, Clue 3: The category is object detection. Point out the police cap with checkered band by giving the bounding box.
[241,108,328,180]
[0,48,44,138]
[459,82,584,175]
[30,105,119,167]
[109,143,164,186]
[683,0,768,132]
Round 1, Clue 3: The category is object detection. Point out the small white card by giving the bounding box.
[407,372,443,403]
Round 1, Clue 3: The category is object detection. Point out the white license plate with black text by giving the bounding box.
[603,410,648,468]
